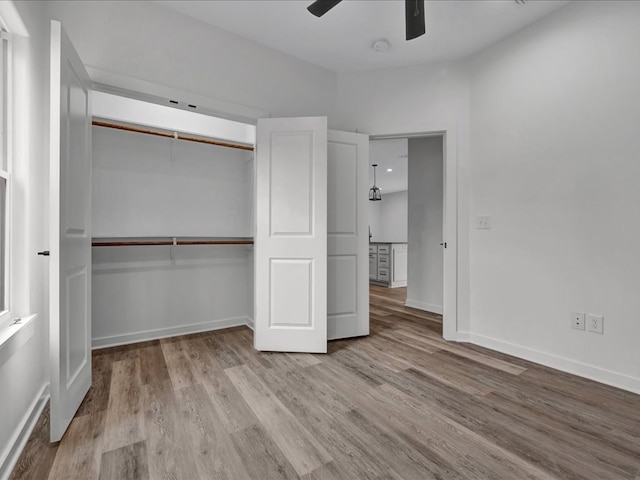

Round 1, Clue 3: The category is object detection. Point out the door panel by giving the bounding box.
[327,130,369,340]
[254,117,327,352]
[49,20,92,442]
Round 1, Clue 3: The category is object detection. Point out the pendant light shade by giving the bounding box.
[369,164,382,201]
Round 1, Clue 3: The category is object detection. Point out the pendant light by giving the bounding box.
[369,164,382,201]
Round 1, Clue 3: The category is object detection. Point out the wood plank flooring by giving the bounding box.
[10,284,640,479]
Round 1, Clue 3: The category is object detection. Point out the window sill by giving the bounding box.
[0,314,36,367]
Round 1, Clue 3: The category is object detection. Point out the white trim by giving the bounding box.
[92,91,255,147]
[405,299,443,315]
[0,313,36,366]
[0,3,27,37]
[0,383,49,480]
[468,332,640,395]
[0,29,13,326]
[86,66,268,125]
[91,316,252,349]
[245,317,255,331]
[454,330,471,342]
[0,172,10,327]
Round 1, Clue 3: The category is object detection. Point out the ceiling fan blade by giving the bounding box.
[405,0,426,40]
[307,0,342,18]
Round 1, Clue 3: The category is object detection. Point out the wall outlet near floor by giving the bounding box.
[571,312,585,330]
[476,215,492,229]
[587,314,604,334]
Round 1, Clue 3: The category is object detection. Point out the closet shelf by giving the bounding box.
[92,120,255,152]
[92,237,254,247]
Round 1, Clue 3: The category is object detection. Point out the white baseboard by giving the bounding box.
[92,316,251,349]
[245,317,255,331]
[405,299,443,315]
[455,331,472,342]
[467,332,640,395]
[0,383,49,480]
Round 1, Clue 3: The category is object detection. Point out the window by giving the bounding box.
[0,28,10,328]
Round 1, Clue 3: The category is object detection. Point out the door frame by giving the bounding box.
[370,125,458,341]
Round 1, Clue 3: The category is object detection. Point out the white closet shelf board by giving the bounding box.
[92,91,256,146]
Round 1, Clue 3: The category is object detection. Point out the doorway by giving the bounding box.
[369,131,455,340]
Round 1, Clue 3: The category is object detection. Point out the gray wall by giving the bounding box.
[407,137,443,314]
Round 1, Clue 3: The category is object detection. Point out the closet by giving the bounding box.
[49,20,370,441]
[91,93,256,348]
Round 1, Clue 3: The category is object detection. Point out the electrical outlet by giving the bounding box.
[571,312,585,330]
[476,215,492,229]
[587,314,604,334]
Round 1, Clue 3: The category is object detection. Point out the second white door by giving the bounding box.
[327,130,369,340]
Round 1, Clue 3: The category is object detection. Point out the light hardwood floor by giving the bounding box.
[10,284,640,479]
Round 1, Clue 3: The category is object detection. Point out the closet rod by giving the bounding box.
[92,239,254,247]
[92,120,255,152]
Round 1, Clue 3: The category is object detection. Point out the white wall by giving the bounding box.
[92,126,254,237]
[407,137,443,314]
[45,1,338,122]
[368,191,408,243]
[468,0,640,392]
[0,1,49,477]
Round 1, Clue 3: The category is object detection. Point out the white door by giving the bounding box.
[49,20,92,442]
[327,130,369,340]
[254,117,327,352]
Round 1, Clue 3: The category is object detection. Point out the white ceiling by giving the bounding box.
[157,0,568,72]
[370,138,408,195]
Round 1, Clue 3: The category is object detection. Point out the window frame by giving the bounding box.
[0,27,12,329]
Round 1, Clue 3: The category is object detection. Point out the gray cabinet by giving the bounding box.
[369,243,407,288]
[369,246,378,280]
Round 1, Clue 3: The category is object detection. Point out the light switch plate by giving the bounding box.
[476,215,492,229]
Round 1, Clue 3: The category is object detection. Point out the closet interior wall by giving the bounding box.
[91,123,255,348]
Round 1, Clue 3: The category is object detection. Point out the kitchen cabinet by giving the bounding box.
[369,243,407,288]
[369,245,378,280]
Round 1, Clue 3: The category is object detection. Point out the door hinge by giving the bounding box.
[439,242,447,248]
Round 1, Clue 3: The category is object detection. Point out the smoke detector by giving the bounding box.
[372,39,390,53]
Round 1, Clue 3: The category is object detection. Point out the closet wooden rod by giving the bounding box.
[92,120,255,152]
[92,239,254,247]
[177,240,254,246]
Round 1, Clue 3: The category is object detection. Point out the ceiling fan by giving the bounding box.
[307,0,426,41]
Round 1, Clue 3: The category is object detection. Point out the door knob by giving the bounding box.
[37,251,50,256]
